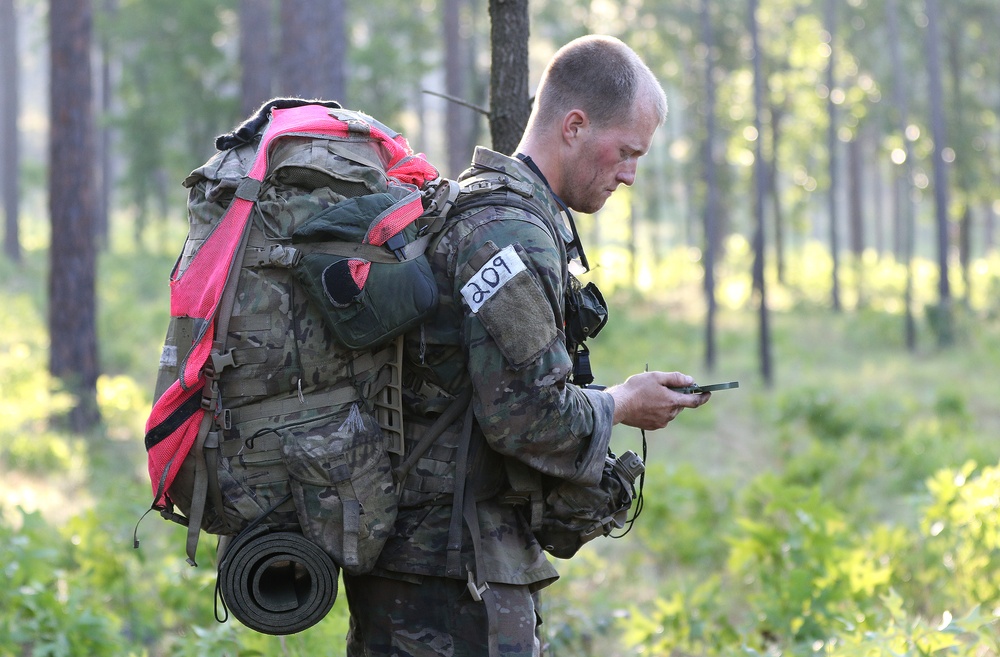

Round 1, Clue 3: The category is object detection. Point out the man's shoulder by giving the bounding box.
[448,157,561,242]
[462,149,560,215]
[452,200,555,242]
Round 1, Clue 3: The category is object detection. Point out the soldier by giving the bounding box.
[343,34,712,656]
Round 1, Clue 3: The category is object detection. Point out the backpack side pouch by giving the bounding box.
[279,403,398,575]
[533,450,645,560]
[291,190,438,350]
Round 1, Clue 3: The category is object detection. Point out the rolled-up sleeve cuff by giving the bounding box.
[567,388,616,486]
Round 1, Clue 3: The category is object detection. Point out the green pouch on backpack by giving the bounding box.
[292,191,438,351]
[279,403,398,576]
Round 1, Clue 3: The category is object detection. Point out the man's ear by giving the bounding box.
[561,109,588,144]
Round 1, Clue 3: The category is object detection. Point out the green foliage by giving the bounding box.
[728,476,892,648]
[826,591,999,657]
[632,463,735,567]
[620,574,738,656]
[347,0,437,126]
[102,1,241,227]
[919,462,1000,613]
[0,508,126,657]
[0,258,80,475]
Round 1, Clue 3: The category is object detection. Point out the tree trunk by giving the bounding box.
[825,0,842,312]
[487,0,530,155]
[924,0,953,346]
[240,0,274,116]
[95,0,116,250]
[768,104,786,285]
[279,0,345,101]
[958,204,971,308]
[49,0,101,432]
[847,136,865,307]
[887,0,917,351]
[443,0,474,178]
[629,194,639,286]
[700,0,719,373]
[984,202,995,253]
[871,136,886,259]
[945,16,970,308]
[750,0,773,386]
[1,0,20,263]
[327,0,347,102]
[847,138,864,258]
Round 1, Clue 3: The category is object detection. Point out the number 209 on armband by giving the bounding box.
[461,244,527,313]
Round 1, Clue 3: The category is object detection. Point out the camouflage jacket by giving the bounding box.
[372,147,615,588]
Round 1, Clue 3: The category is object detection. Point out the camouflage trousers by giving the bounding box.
[343,572,541,657]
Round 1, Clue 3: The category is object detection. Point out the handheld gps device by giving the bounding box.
[669,381,739,394]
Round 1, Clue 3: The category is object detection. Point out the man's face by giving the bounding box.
[561,102,659,214]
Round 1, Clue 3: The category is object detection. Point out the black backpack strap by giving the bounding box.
[183,413,214,566]
[446,402,475,579]
[392,388,473,488]
[444,402,501,657]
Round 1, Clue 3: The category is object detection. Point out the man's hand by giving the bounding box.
[606,371,711,431]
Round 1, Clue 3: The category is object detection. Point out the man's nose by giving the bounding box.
[618,163,637,186]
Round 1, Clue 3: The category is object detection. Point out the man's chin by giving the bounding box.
[571,198,608,214]
[584,201,608,214]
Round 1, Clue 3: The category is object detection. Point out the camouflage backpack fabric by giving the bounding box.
[143,99,450,589]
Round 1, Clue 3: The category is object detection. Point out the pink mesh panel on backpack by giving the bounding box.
[145,104,440,506]
[147,107,347,505]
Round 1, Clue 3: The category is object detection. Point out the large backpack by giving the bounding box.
[142,99,460,633]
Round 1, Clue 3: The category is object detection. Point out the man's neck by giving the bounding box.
[513,137,562,198]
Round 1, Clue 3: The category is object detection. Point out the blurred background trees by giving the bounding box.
[3,0,1000,434]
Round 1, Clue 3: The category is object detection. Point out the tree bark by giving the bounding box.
[487,0,530,155]
[768,104,786,285]
[871,136,886,259]
[327,0,347,102]
[1,0,20,263]
[279,0,345,101]
[984,202,995,253]
[49,0,101,431]
[629,194,639,286]
[825,0,842,312]
[847,136,865,307]
[750,0,773,386]
[945,17,970,308]
[886,0,917,352]
[924,0,954,345]
[240,0,274,116]
[95,0,117,250]
[700,0,719,373]
[443,0,473,178]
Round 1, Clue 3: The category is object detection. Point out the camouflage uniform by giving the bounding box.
[343,147,615,656]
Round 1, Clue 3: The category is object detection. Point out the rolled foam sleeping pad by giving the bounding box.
[218,526,338,635]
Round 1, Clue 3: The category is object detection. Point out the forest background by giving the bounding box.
[3,0,1000,655]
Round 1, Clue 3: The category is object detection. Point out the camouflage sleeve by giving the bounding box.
[454,211,614,487]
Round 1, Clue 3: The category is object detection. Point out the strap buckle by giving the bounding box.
[211,349,237,373]
[466,570,489,602]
